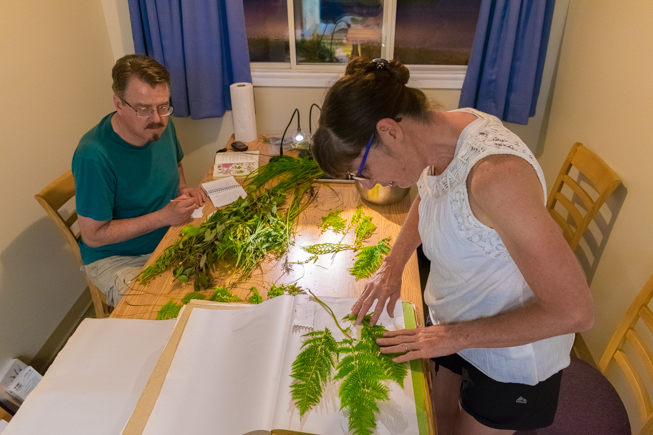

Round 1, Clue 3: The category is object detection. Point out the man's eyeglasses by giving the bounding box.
[120,98,173,118]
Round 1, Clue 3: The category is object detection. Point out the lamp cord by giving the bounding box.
[279,108,301,158]
[309,103,321,136]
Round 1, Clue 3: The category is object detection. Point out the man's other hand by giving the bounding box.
[162,194,196,226]
[179,186,207,207]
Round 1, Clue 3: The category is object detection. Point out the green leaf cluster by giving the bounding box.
[318,209,346,234]
[208,286,242,302]
[302,243,352,256]
[290,302,407,434]
[349,238,392,280]
[137,157,323,290]
[247,286,263,304]
[156,300,182,320]
[267,283,304,299]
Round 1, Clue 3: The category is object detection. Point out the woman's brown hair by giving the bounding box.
[311,57,433,178]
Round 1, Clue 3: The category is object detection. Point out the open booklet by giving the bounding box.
[213,151,260,178]
[201,176,247,209]
[121,296,428,435]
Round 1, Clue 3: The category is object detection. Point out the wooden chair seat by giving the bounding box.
[35,170,108,318]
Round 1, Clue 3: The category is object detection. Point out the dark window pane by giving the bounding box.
[293,0,382,65]
[394,0,482,65]
[244,0,290,62]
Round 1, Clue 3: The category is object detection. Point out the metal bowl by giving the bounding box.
[355,180,410,205]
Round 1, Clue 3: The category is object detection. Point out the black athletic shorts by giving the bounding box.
[433,353,563,431]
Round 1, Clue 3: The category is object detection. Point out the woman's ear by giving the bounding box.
[376,118,404,147]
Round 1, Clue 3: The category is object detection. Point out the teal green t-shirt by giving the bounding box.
[72,113,184,264]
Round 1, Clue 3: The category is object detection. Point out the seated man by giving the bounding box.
[72,54,206,307]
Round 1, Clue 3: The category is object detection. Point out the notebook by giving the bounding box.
[201,176,247,208]
[213,151,260,178]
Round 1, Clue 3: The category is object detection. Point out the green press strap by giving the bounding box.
[402,301,429,435]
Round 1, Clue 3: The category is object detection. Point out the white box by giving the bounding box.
[6,367,42,402]
[0,359,26,412]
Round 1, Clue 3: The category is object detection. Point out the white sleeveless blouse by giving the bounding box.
[416,108,573,385]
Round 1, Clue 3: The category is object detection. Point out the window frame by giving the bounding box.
[249,0,468,89]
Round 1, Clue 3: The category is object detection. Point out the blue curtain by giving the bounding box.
[128,0,252,119]
[459,0,555,125]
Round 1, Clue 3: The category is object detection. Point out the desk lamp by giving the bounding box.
[270,108,302,163]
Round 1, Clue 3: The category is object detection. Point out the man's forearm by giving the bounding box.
[80,210,166,248]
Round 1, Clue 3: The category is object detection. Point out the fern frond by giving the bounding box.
[181,291,206,305]
[302,243,352,256]
[290,329,339,417]
[360,321,408,388]
[354,216,376,248]
[334,339,390,435]
[319,209,346,234]
[156,300,182,320]
[208,286,242,302]
[349,238,392,280]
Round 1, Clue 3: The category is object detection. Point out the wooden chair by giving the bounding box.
[35,171,108,318]
[0,405,11,422]
[598,274,653,434]
[547,142,622,251]
[547,143,622,365]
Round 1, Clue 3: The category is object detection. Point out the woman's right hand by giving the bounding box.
[350,257,404,326]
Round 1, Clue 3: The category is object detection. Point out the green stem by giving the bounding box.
[308,290,352,340]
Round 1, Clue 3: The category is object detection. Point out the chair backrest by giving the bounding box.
[547,142,622,251]
[599,274,653,434]
[34,170,82,264]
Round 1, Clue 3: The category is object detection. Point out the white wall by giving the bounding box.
[0,1,115,370]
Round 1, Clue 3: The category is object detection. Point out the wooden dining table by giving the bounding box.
[110,134,435,434]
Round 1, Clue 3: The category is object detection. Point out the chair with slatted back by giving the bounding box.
[547,142,622,251]
[547,142,622,365]
[35,170,108,318]
[598,274,653,434]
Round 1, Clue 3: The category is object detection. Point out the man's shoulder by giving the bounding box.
[74,114,114,160]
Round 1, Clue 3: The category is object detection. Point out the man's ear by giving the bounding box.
[112,95,123,113]
[376,117,404,147]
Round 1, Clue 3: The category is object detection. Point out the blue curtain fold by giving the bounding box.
[459,0,555,125]
[128,0,252,119]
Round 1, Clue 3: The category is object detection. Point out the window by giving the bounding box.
[243,0,482,87]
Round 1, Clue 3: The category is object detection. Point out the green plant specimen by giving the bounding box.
[181,291,207,305]
[156,300,182,320]
[354,216,376,248]
[268,283,305,299]
[349,238,392,280]
[302,243,352,256]
[290,292,407,434]
[208,286,242,302]
[319,209,346,234]
[289,329,339,416]
[136,157,324,291]
[247,286,263,304]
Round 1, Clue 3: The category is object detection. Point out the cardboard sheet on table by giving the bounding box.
[123,296,420,435]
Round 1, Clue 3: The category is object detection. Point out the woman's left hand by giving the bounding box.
[377,326,461,363]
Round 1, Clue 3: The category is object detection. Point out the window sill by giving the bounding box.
[250,65,466,89]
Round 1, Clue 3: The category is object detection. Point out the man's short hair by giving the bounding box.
[112,54,171,99]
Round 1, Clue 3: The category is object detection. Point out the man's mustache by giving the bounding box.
[146,122,164,130]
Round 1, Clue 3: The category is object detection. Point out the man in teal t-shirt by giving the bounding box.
[72,55,206,307]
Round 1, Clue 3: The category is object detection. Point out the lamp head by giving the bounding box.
[294,128,305,143]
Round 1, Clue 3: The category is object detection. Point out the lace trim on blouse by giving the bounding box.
[419,108,545,260]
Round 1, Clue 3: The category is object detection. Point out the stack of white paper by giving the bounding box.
[201,176,247,208]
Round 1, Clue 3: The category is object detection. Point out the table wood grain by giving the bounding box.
[111,135,425,327]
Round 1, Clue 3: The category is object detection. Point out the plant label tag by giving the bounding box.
[293,302,316,329]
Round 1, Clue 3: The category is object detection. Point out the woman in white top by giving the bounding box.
[311,58,593,435]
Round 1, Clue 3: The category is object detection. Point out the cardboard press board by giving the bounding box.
[121,298,432,435]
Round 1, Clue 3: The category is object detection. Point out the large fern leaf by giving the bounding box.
[334,339,390,435]
[290,329,339,417]
[349,238,392,280]
[360,320,408,388]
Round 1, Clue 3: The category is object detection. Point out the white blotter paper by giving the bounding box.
[139,295,419,435]
[3,319,175,435]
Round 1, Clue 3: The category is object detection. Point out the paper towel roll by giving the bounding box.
[230,82,257,142]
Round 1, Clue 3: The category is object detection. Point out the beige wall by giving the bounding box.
[539,0,653,428]
[0,1,115,369]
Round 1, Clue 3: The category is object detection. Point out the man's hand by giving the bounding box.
[179,186,207,208]
[160,194,197,226]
